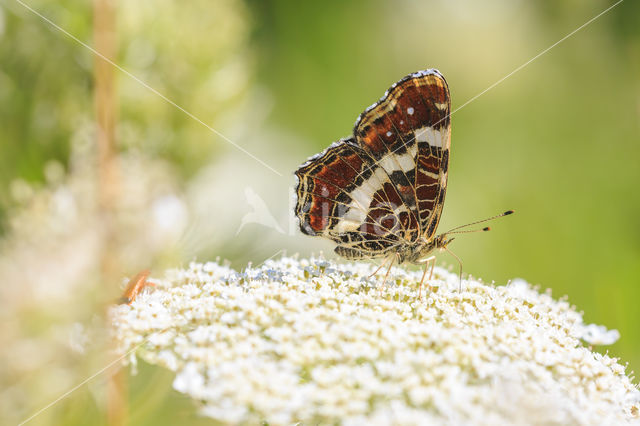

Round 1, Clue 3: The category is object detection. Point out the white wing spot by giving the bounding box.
[400,120,404,125]
[386,131,392,137]
[344,168,390,217]
[407,107,415,115]
[378,144,417,174]
[415,126,444,148]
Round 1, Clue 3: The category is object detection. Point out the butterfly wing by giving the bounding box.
[294,69,451,260]
[294,138,407,259]
[353,69,451,240]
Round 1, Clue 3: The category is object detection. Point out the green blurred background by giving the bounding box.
[1,0,638,424]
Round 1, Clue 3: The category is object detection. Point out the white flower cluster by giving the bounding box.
[110,257,640,425]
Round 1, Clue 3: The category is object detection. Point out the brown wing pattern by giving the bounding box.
[354,69,451,241]
[294,139,405,259]
[294,69,451,260]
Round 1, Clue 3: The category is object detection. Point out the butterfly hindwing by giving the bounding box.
[294,139,404,258]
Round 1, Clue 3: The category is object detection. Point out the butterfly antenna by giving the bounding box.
[448,226,491,235]
[444,210,514,234]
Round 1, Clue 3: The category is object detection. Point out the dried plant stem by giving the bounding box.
[93,0,125,424]
[106,366,127,426]
[94,0,118,219]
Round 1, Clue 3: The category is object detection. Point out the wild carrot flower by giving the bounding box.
[110,257,640,425]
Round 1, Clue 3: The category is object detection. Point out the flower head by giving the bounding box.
[110,257,640,425]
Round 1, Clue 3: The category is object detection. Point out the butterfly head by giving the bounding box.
[434,234,455,250]
[406,234,455,264]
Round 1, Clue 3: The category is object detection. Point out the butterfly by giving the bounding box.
[294,69,512,294]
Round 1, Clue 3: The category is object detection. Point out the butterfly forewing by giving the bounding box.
[354,70,451,240]
[294,69,451,260]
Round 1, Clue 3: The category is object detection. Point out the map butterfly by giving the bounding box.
[294,69,512,292]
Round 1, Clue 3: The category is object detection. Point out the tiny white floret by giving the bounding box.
[110,257,639,425]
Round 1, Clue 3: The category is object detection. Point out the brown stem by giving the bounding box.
[94,0,125,424]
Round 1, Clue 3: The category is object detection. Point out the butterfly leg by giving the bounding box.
[444,246,463,291]
[418,255,436,299]
[378,254,397,296]
[368,255,391,279]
